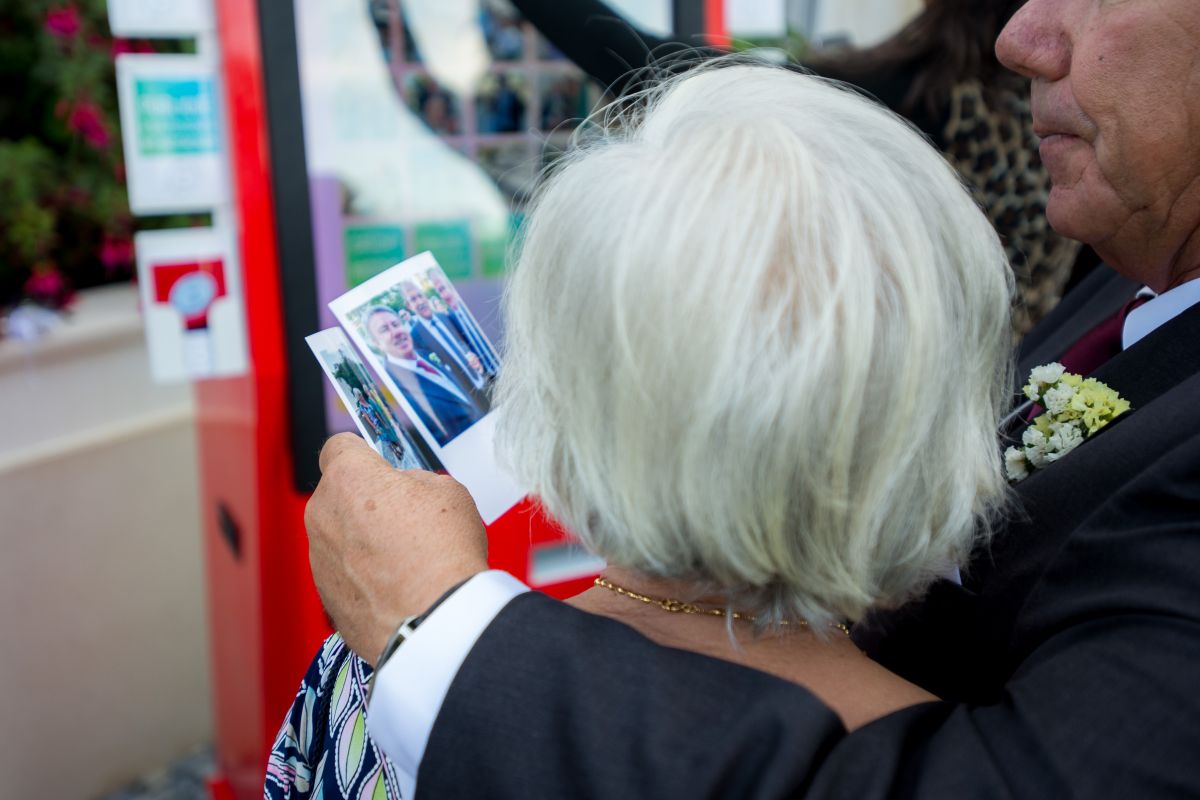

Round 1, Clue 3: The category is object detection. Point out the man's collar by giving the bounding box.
[386,353,419,369]
[1123,279,1200,350]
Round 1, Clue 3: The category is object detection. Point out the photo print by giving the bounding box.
[480,0,525,61]
[475,71,528,134]
[306,328,436,471]
[329,251,522,523]
[405,74,461,135]
[539,72,589,131]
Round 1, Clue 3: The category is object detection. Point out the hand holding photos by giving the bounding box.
[326,251,523,523]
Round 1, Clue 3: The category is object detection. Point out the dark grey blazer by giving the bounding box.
[417,267,1200,799]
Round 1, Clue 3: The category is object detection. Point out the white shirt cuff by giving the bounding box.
[366,569,529,798]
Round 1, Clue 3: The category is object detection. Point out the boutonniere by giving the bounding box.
[1004,362,1131,482]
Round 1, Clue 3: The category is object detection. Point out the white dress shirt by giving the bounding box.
[369,570,529,799]
[385,353,471,404]
[367,276,1200,795]
[1122,280,1200,350]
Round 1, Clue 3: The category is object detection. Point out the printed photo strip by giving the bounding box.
[306,328,435,472]
[328,251,523,523]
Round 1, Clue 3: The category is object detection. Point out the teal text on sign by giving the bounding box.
[135,78,220,156]
[480,212,525,278]
[413,221,472,279]
[344,224,406,287]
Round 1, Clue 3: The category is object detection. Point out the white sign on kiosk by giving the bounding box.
[107,0,214,38]
[115,54,228,215]
[135,227,249,383]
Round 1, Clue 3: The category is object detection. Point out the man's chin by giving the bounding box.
[1045,189,1094,247]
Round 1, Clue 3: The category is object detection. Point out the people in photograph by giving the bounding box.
[400,280,490,399]
[351,386,416,470]
[482,4,524,60]
[363,305,483,446]
[540,74,585,130]
[428,269,499,375]
[477,73,525,133]
[411,77,459,135]
[351,387,384,442]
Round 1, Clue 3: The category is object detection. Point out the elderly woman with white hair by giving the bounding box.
[267,62,1014,798]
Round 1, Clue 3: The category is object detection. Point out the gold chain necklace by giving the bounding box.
[594,576,851,636]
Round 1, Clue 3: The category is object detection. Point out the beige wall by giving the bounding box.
[0,285,211,798]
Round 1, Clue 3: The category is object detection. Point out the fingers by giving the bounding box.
[318,432,373,474]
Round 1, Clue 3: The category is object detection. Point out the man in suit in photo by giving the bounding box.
[400,280,490,405]
[364,306,484,446]
[307,1,1200,796]
[428,269,499,376]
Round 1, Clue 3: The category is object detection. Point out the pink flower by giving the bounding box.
[64,185,92,207]
[24,265,76,310]
[68,102,110,149]
[112,38,156,56]
[99,235,134,274]
[45,6,80,38]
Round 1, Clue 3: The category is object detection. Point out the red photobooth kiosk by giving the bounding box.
[198,1,724,796]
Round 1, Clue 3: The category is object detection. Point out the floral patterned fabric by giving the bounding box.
[266,634,403,799]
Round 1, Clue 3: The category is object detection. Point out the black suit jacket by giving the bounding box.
[384,361,482,446]
[416,268,1200,798]
[408,318,490,410]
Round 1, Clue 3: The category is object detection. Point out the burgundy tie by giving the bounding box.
[1056,294,1151,377]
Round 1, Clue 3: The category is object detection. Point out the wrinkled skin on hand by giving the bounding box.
[306,433,489,664]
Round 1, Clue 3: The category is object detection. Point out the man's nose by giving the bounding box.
[995,0,1070,82]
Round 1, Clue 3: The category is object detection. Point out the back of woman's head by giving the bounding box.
[497,62,1014,627]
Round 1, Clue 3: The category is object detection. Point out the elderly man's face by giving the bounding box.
[997,0,1200,290]
[403,283,434,319]
[431,276,456,307]
[367,310,415,360]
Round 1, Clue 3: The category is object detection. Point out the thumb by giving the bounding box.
[318,432,375,474]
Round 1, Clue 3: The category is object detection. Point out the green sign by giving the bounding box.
[134,77,220,156]
[413,221,472,279]
[479,213,524,278]
[344,224,406,287]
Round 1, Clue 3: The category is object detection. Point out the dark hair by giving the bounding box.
[821,0,1027,115]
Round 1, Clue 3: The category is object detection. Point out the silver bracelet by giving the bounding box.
[365,577,473,704]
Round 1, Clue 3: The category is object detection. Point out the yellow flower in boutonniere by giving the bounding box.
[1005,363,1131,482]
[1070,378,1132,434]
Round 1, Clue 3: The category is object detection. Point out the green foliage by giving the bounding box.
[728,29,813,63]
[333,356,366,395]
[0,0,134,308]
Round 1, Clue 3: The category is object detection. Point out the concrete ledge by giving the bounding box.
[0,283,212,798]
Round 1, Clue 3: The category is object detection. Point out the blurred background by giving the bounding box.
[0,1,953,798]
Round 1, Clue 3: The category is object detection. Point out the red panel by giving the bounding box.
[151,259,227,328]
[204,0,326,796]
[705,0,728,46]
[484,499,596,600]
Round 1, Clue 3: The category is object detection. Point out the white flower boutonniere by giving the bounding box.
[1004,362,1131,481]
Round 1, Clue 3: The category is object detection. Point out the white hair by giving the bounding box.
[496,62,1014,628]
